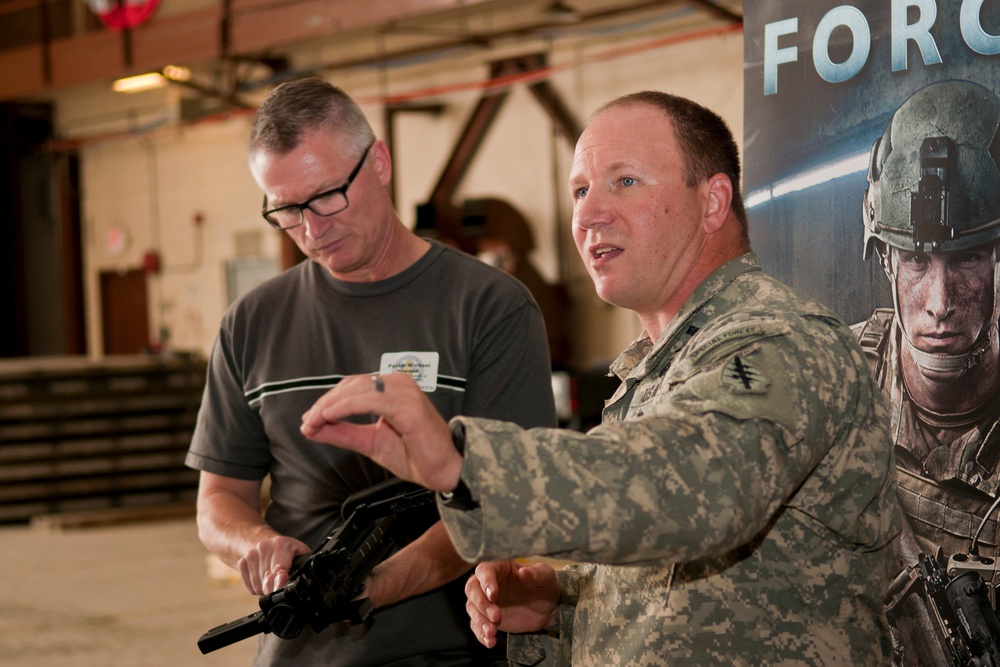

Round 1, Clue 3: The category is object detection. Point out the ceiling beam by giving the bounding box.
[685,0,742,25]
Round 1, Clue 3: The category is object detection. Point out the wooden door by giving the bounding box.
[99,269,150,355]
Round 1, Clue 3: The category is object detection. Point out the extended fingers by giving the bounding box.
[301,392,378,433]
[473,561,505,602]
[301,374,414,433]
[300,419,375,455]
[465,575,499,647]
[466,565,503,623]
[469,609,498,648]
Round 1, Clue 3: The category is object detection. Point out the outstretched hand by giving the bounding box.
[465,560,561,648]
[300,373,463,492]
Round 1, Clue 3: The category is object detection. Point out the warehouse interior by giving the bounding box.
[0,1,744,664]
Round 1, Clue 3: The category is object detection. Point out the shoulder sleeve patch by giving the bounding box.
[687,320,792,366]
[720,354,769,393]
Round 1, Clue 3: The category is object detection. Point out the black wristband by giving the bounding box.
[439,479,479,510]
[451,422,467,454]
[438,424,479,510]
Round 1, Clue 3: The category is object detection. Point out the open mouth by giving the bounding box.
[591,245,622,261]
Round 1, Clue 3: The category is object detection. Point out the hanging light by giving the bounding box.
[162,65,192,83]
[112,66,191,93]
[112,72,166,93]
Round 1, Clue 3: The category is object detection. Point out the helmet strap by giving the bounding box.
[899,322,994,375]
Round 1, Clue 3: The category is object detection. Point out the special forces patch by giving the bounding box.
[721,354,769,393]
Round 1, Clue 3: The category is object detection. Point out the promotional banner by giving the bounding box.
[745,3,1000,664]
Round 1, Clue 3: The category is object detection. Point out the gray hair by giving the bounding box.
[248,78,375,157]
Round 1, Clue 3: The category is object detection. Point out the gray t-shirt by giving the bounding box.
[187,240,556,666]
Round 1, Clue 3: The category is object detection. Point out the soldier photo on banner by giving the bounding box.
[744,3,1000,665]
[853,79,1000,666]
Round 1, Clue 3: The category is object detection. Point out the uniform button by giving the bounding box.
[970,474,982,486]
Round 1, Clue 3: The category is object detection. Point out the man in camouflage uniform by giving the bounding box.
[301,91,900,665]
[853,80,1000,665]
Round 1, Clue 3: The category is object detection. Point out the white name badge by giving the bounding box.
[380,352,440,392]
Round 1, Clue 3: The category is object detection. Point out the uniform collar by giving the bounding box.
[609,252,762,381]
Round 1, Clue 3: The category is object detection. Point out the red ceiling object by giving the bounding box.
[83,0,162,31]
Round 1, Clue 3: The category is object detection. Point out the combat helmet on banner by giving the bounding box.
[862,79,1000,375]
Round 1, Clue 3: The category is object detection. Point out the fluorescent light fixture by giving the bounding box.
[113,72,166,93]
[162,65,192,82]
[113,66,191,93]
[746,150,869,209]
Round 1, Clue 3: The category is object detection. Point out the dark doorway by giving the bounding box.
[99,269,150,355]
[0,102,86,357]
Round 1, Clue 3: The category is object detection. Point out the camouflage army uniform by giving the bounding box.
[441,253,900,666]
[854,308,1000,666]
[854,309,1000,552]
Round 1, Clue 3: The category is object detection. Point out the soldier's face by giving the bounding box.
[894,247,994,357]
[568,104,709,317]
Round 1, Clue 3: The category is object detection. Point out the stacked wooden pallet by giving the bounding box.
[0,354,207,524]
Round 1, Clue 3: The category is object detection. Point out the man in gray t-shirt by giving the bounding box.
[186,78,556,667]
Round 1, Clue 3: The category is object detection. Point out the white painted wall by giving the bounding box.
[68,26,743,369]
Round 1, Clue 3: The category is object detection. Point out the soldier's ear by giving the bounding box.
[701,173,732,235]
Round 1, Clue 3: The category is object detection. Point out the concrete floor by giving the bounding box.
[0,516,259,667]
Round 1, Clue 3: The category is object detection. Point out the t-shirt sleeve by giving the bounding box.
[185,323,273,481]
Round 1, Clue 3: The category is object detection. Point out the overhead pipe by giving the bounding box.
[44,21,741,151]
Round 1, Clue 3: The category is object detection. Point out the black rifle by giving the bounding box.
[940,553,1000,667]
[887,551,1000,666]
[197,479,435,654]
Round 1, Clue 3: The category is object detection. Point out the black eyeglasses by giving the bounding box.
[261,142,374,230]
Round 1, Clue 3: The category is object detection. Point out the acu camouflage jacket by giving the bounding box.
[441,253,900,666]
